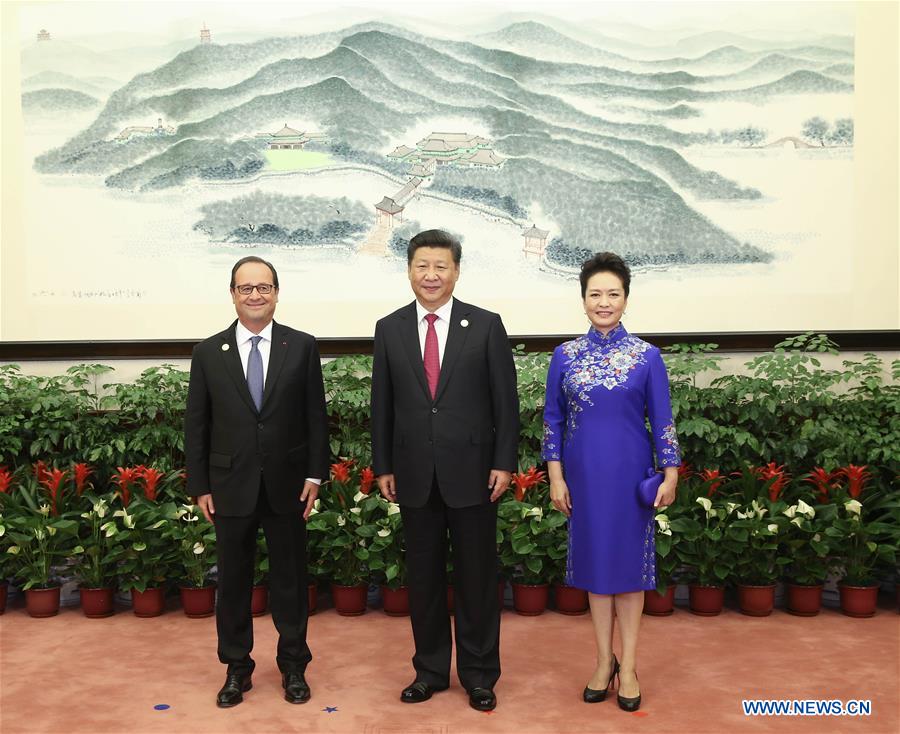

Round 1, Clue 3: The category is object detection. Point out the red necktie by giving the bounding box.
[424,313,440,399]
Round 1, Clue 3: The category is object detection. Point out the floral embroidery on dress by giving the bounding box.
[542,420,559,460]
[557,330,652,440]
[640,515,656,587]
[658,422,681,465]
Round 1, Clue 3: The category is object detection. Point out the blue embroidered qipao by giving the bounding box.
[542,324,681,594]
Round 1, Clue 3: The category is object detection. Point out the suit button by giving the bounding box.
[258,423,264,429]
[431,407,437,414]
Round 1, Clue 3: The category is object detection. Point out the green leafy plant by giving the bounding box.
[5,503,78,590]
[306,460,376,586]
[114,500,179,593]
[497,496,567,586]
[780,498,835,586]
[168,503,217,588]
[322,357,373,464]
[825,490,899,586]
[71,495,125,589]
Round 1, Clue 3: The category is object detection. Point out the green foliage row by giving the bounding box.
[1,334,897,481]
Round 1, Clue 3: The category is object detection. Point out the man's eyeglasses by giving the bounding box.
[234,283,275,295]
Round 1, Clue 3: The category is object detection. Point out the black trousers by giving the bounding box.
[400,479,501,691]
[214,482,311,676]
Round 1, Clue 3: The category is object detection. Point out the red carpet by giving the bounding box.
[1,596,897,734]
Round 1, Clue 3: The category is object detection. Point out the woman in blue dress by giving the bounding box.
[542,252,680,712]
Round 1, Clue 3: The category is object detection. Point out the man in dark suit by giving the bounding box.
[371,229,519,711]
[185,256,329,708]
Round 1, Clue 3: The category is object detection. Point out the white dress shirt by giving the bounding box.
[415,297,454,367]
[235,320,321,486]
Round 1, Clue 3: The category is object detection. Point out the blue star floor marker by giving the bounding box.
[322,706,338,713]
[153,704,170,711]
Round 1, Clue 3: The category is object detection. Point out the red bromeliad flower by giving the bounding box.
[330,459,354,484]
[0,466,13,494]
[805,467,839,503]
[359,466,375,495]
[754,462,790,502]
[39,467,68,516]
[677,463,694,481]
[111,466,138,507]
[33,460,50,485]
[511,466,547,502]
[138,466,165,502]
[699,468,727,497]
[72,463,93,496]
[839,464,872,499]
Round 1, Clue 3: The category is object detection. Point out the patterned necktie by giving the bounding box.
[247,335,264,411]
[423,313,440,399]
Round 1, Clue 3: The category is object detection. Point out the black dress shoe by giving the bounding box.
[616,670,641,712]
[216,673,252,708]
[468,687,497,711]
[583,654,619,703]
[282,672,311,704]
[400,681,447,703]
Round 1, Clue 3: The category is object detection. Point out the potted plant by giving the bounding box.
[5,502,78,617]
[71,495,123,617]
[497,495,567,615]
[781,497,835,615]
[677,495,740,616]
[644,510,679,615]
[826,491,899,617]
[306,461,372,615]
[727,497,789,616]
[366,491,409,616]
[169,503,218,617]
[115,500,177,616]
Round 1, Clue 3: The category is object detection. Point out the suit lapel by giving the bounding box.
[399,302,432,401]
[262,322,289,410]
[220,323,257,414]
[434,299,471,403]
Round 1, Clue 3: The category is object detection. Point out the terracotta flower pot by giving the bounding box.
[381,585,410,616]
[689,584,724,616]
[251,584,268,616]
[737,583,776,616]
[331,583,367,615]
[555,583,589,615]
[80,587,115,618]
[25,586,61,618]
[308,582,318,614]
[0,581,7,615]
[180,585,216,618]
[839,583,879,618]
[132,586,165,617]
[512,582,549,616]
[786,583,823,616]
[643,586,676,616]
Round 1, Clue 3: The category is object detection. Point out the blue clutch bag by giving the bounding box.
[638,468,663,507]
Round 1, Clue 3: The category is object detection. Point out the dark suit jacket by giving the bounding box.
[184,320,329,516]
[371,299,519,508]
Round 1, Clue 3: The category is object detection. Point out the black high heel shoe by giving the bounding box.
[583,655,619,703]
[616,670,641,712]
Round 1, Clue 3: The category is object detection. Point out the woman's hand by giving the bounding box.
[654,467,679,508]
[547,460,571,516]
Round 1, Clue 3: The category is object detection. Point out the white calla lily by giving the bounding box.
[844,499,862,516]
[7,546,20,555]
[790,517,803,528]
[767,523,779,534]
[350,507,362,515]
[387,503,400,516]
[796,499,815,518]
[192,542,205,555]
[353,491,366,503]
[337,515,346,527]
[38,504,51,517]
[783,505,797,518]
[696,497,712,513]
[377,528,391,537]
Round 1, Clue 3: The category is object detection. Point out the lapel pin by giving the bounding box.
[222,344,230,351]
[460,319,469,328]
